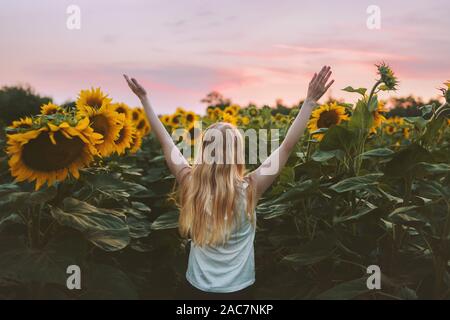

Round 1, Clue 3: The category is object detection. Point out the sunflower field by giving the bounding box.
[0,65,450,299]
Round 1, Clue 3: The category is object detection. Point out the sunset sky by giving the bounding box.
[1,0,449,113]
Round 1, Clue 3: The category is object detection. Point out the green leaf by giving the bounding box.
[319,125,356,152]
[361,148,394,159]
[151,210,179,230]
[404,117,428,130]
[131,201,152,213]
[282,237,336,266]
[124,208,152,239]
[342,86,367,96]
[0,183,20,196]
[388,206,428,228]
[81,263,139,299]
[50,198,130,252]
[414,162,450,176]
[330,173,383,193]
[348,99,373,134]
[383,144,432,178]
[0,186,57,217]
[278,166,295,185]
[312,149,345,162]
[0,233,87,285]
[334,203,378,224]
[368,95,378,112]
[420,116,445,147]
[257,203,292,219]
[272,180,318,204]
[316,278,370,300]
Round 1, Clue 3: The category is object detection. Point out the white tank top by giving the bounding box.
[186,181,256,293]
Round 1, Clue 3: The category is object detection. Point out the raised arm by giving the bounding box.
[249,66,334,199]
[123,75,190,183]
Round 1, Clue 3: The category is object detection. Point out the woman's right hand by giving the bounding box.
[123,74,148,101]
[305,66,334,105]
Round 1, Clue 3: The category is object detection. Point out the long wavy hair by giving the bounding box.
[178,122,255,247]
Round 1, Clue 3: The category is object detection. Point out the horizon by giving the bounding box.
[1,0,449,113]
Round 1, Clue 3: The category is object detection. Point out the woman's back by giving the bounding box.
[186,180,256,293]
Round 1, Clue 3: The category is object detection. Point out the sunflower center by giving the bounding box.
[317,110,340,128]
[116,107,126,114]
[187,114,194,122]
[116,127,127,144]
[86,97,103,109]
[22,131,85,172]
[91,114,109,136]
[132,112,140,121]
[137,120,145,130]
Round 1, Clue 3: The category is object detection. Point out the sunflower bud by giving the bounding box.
[445,81,450,104]
[376,62,398,91]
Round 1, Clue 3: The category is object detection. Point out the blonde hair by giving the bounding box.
[178,122,255,247]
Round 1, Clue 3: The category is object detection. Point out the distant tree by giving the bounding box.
[0,85,51,125]
[61,101,76,110]
[387,95,441,118]
[201,91,231,109]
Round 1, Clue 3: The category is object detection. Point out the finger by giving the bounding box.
[317,66,328,82]
[323,79,335,92]
[132,78,144,91]
[124,75,135,88]
[322,70,332,85]
[310,73,317,84]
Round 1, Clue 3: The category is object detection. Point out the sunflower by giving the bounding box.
[236,116,250,127]
[135,115,150,136]
[111,103,132,120]
[183,122,202,146]
[131,108,142,122]
[224,105,238,117]
[308,102,349,140]
[402,127,411,139]
[128,132,143,154]
[160,115,171,126]
[76,88,112,112]
[444,81,450,103]
[370,102,387,133]
[222,113,237,126]
[9,117,34,129]
[114,117,135,155]
[383,118,398,135]
[77,105,124,156]
[185,111,198,123]
[376,62,398,91]
[212,107,223,121]
[40,103,62,115]
[175,107,187,116]
[169,114,182,128]
[206,107,216,120]
[230,104,240,114]
[248,107,259,117]
[6,117,102,190]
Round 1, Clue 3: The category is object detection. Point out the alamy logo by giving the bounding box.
[366,265,381,290]
[66,265,81,290]
[66,5,81,30]
[366,5,381,30]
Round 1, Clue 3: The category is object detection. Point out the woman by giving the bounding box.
[124,66,334,299]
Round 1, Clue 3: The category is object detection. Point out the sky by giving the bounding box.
[0,0,449,114]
